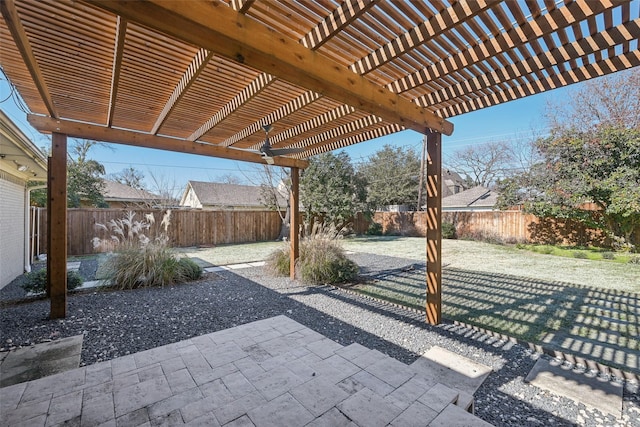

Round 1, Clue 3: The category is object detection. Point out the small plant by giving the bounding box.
[572,251,588,259]
[267,222,358,285]
[538,246,554,254]
[366,221,383,236]
[22,269,83,294]
[441,221,456,239]
[601,252,615,260]
[175,258,203,282]
[629,256,640,265]
[93,210,201,289]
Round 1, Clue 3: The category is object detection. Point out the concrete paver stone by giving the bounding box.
[0,316,499,427]
[525,357,623,418]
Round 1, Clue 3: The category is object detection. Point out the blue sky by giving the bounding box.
[1,75,568,195]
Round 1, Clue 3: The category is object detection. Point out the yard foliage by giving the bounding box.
[93,210,202,289]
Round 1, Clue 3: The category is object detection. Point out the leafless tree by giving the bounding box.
[445,140,514,187]
[545,68,640,132]
[147,170,181,208]
[242,165,291,240]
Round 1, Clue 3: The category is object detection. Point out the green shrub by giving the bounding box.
[297,238,358,284]
[601,252,615,260]
[366,221,383,235]
[266,223,359,285]
[441,222,456,239]
[176,258,203,282]
[103,242,179,289]
[22,269,83,294]
[266,247,290,276]
[538,246,554,254]
[629,256,640,265]
[572,251,588,259]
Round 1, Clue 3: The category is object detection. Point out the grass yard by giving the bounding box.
[180,236,640,371]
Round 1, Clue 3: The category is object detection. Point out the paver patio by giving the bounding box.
[0,315,492,426]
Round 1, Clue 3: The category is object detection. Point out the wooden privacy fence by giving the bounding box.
[352,210,639,247]
[36,208,284,256]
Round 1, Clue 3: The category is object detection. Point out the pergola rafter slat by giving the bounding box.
[107,16,127,127]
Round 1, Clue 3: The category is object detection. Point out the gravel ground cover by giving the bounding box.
[1,254,639,426]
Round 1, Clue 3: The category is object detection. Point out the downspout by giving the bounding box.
[24,184,46,273]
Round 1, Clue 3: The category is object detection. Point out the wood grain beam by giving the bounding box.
[152,48,214,135]
[224,91,321,148]
[302,123,402,157]
[250,103,355,150]
[350,0,497,75]
[426,131,442,325]
[1,0,58,118]
[230,0,255,14]
[85,0,453,136]
[189,73,274,142]
[301,0,381,50]
[387,0,613,95]
[28,115,309,169]
[49,133,67,319]
[107,16,127,126]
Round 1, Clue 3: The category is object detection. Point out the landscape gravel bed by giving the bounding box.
[0,253,638,426]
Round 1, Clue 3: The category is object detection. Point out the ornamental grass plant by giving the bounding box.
[93,210,202,289]
[267,222,358,285]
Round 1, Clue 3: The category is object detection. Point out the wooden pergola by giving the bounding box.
[1,0,638,322]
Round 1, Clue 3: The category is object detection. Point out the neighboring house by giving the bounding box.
[92,179,161,208]
[179,181,286,210]
[0,109,47,289]
[441,186,499,212]
[442,169,467,197]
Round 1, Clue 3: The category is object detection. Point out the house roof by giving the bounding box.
[1,1,637,170]
[442,186,498,209]
[0,109,47,182]
[182,181,286,208]
[102,180,160,203]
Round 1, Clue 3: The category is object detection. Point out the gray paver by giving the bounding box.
[251,365,305,401]
[247,393,314,427]
[525,357,623,418]
[428,403,494,427]
[167,368,198,394]
[148,387,204,419]
[304,407,356,427]
[0,316,495,427]
[411,346,492,396]
[223,415,254,427]
[45,389,83,427]
[290,376,349,416]
[365,356,414,388]
[82,393,116,426]
[337,388,403,427]
[418,383,459,413]
[213,391,267,425]
[113,376,172,418]
[389,401,438,427]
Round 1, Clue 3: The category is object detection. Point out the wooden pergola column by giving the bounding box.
[426,131,442,325]
[48,132,67,319]
[289,167,300,279]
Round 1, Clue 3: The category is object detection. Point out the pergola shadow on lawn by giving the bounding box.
[351,264,640,376]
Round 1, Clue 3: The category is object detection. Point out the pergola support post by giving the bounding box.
[48,132,67,319]
[426,131,442,325]
[290,167,300,280]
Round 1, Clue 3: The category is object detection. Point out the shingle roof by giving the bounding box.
[102,180,160,202]
[184,181,286,208]
[442,186,498,209]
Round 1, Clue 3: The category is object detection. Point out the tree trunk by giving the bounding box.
[277,203,291,241]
